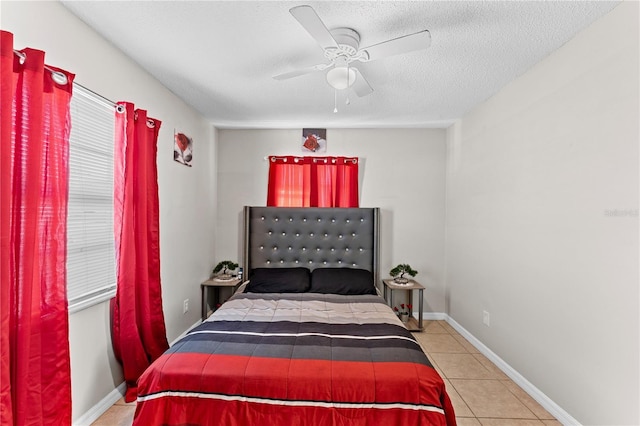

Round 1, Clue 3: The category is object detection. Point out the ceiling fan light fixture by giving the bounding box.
[326,66,356,90]
[277,5,432,100]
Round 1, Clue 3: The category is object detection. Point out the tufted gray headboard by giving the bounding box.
[243,206,380,287]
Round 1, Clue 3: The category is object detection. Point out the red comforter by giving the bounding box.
[133,292,456,425]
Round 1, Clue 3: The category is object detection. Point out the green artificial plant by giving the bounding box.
[389,264,418,283]
[213,260,238,278]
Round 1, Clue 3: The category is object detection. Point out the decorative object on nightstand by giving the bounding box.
[393,303,412,323]
[212,260,238,281]
[393,303,412,324]
[383,278,424,331]
[389,264,417,284]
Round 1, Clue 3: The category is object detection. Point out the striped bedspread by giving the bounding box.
[133,292,457,425]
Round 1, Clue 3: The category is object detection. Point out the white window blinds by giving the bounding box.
[66,86,116,313]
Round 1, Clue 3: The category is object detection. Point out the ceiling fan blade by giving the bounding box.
[273,63,330,80]
[289,5,338,50]
[361,30,431,61]
[351,68,373,97]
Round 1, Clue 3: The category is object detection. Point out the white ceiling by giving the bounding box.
[61,1,619,129]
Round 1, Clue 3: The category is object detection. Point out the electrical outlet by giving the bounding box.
[483,310,490,327]
[183,299,189,314]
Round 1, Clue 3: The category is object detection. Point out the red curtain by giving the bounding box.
[267,156,359,207]
[1,31,74,425]
[111,102,168,402]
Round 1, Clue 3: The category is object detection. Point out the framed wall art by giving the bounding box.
[174,131,193,167]
[301,128,327,153]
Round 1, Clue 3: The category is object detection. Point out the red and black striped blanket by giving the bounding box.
[133,292,456,425]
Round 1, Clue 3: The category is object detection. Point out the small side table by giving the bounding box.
[201,278,241,320]
[382,278,424,331]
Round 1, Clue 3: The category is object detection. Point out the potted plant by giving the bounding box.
[393,304,412,323]
[212,260,238,280]
[389,264,417,284]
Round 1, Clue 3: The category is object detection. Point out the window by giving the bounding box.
[266,156,360,207]
[66,86,116,313]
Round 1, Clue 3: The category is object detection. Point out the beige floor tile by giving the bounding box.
[415,332,469,353]
[541,420,563,426]
[443,378,474,417]
[422,320,450,334]
[91,404,135,426]
[472,353,509,380]
[439,321,458,335]
[449,379,537,419]
[456,417,482,425]
[479,419,544,425]
[430,353,495,380]
[452,334,481,353]
[501,380,555,420]
[441,325,462,338]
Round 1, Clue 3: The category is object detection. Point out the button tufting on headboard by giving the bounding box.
[243,206,380,286]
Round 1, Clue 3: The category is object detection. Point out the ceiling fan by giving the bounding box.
[274,5,431,99]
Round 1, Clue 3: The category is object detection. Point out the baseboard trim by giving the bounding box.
[421,311,447,321]
[444,315,581,426]
[72,382,125,426]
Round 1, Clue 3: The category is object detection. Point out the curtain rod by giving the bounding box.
[73,83,120,110]
[12,50,157,126]
[265,156,358,164]
[13,49,119,109]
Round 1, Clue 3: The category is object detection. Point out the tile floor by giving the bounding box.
[91,320,561,426]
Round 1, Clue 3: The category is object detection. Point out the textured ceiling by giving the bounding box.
[61,1,619,129]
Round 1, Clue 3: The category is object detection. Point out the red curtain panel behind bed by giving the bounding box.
[111,102,168,402]
[267,156,359,207]
[1,30,74,425]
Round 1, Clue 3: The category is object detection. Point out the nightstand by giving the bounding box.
[382,278,424,331]
[201,277,241,320]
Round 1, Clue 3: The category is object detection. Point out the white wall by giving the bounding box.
[2,1,217,421]
[445,2,639,425]
[216,128,447,312]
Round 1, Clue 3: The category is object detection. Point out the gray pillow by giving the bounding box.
[309,268,376,295]
[246,267,311,293]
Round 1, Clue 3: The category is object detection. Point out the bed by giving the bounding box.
[133,207,456,425]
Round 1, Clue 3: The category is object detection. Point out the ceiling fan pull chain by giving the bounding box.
[334,89,338,113]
